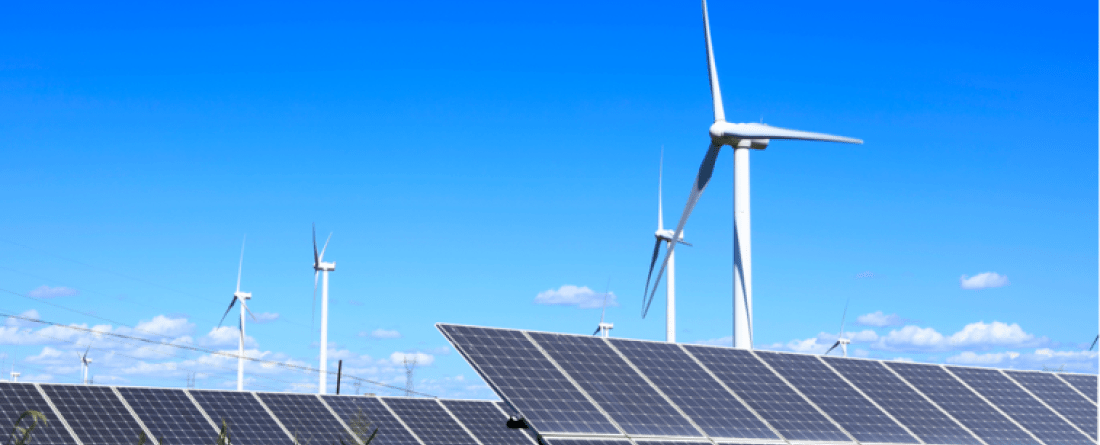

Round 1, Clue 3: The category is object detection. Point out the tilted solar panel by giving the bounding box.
[1006,370,1097,440]
[322,395,423,445]
[528,332,700,437]
[382,397,479,445]
[822,357,981,445]
[1057,374,1098,403]
[608,338,778,440]
[116,386,216,445]
[0,383,76,445]
[441,399,535,445]
[257,392,352,444]
[438,324,619,435]
[542,439,632,445]
[885,362,1040,445]
[493,401,539,442]
[756,351,919,444]
[188,389,292,445]
[40,384,147,444]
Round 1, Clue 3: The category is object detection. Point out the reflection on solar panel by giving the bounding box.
[948,367,1092,445]
[528,332,700,437]
[822,357,981,445]
[1006,370,1098,440]
[442,400,534,445]
[438,324,619,435]
[1058,374,1098,403]
[886,362,1040,445]
[382,398,479,445]
[41,384,147,444]
[257,393,351,445]
[117,387,216,445]
[682,345,850,442]
[609,338,778,440]
[188,389,292,445]
[493,401,538,442]
[756,351,918,444]
[322,395,423,445]
[0,383,76,445]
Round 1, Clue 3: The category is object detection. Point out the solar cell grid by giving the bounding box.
[543,439,633,445]
[1057,374,1098,403]
[382,398,479,445]
[528,332,700,437]
[322,395,422,445]
[188,389,292,445]
[117,387,217,445]
[886,362,1040,445]
[608,338,778,440]
[0,383,76,445]
[442,400,534,445]
[948,367,1092,445]
[41,384,147,444]
[822,357,981,445]
[756,352,918,444]
[438,324,619,435]
[258,393,352,445]
[1006,370,1097,440]
[682,345,850,442]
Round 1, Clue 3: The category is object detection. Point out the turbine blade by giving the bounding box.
[642,238,663,306]
[1091,335,1098,351]
[643,142,722,318]
[676,239,693,247]
[599,278,611,324]
[320,232,332,262]
[825,341,840,355]
[218,297,238,327]
[839,298,849,337]
[711,122,862,144]
[702,0,725,122]
[593,327,601,336]
[658,146,664,232]
[243,301,258,321]
[84,345,90,357]
[237,235,246,293]
[313,223,319,266]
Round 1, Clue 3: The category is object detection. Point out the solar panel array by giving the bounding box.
[439,323,1099,445]
[0,382,522,445]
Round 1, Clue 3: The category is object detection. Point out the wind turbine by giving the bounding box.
[77,346,92,384]
[312,224,335,394]
[593,280,614,338]
[824,301,850,357]
[643,0,862,350]
[219,236,256,391]
[642,148,691,342]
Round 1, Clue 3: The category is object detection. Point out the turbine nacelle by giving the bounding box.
[234,291,252,301]
[654,229,689,244]
[314,261,336,272]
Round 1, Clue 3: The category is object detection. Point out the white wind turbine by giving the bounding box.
[824,301,850,357]
[642,148,691,343]
[77,346,92,384]
[645,0,862,350]
[592,280,614,338]
[312,224,335,394]
[218,236,256,391]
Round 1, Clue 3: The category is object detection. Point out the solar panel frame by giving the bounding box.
[187,389,294,445]
[542,439,633,445]
[381,397,481,445]
[1056,374,1098,403]
[1005,370,1097,440]
[116,386,218,445]
[442,399,537,445]
[257,392,354,445]
[322,394,424,445]
[39,384,148,444]
[0,383,78,445]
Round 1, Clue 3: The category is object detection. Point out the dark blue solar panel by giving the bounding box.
[609,338,777,440]
[886,362,1039,445]
[1006,371,1097,440]
[188,389,292,445]
[437,324,618,435]
[258,392,351,445]
[1057,374,1097,403]
[322,395,422,445]
[682,345,849,442]
[41,384,146,444]
[949,367,1092,445]
[756,352,918,444]
[382,398,479,445]
[0,383,77,445]
[544,439,632,445]
[116,387,216,445]
[529,332,699,437]
[442,400,535,445]
[823,357,981,445]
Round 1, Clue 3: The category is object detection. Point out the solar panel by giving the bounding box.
[437,324,619,435]
[948,367,1092,445]
[441,400,535,445]
[257,392,353,445]
[116,387,217,445]
[609,338,778,440]
[0,383,76,445]
[822,356,981,445]
[885,362,1040,445]
[528,332,700,437]
[1057,374,1098,403]
[188,389,292,445]
[322,395,423,445]
[40,384,146,444]
[382,397,479,445]
[543,439,633,445]
[756,351,919,444]
[1006,370,1097,440]
[682,345,850,442]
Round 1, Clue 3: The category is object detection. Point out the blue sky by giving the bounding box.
[0,0,1096,397]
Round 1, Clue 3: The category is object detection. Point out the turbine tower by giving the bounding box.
[312,224,335,394]
[645,0,862,350]
[642,148,691,342]
[219,236,256,391]
[78,346,92,384]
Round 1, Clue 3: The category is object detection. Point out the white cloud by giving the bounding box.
[856,311,905,327]
[366,329,400,339]
[534,285,617,309]
[960,272,1009,289]
[199,326,258,348]
[28,286,79,298]
[946,348,1098,372]
[389,352,434,366]
[874,321,1043,352]
[252,312,279,323]
[131,316,193,337]
[693,336,732,347]
[6,309,41,328]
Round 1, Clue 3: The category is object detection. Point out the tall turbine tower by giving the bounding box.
[642,148,691,342]
[645,0,862,350]
[312,224,335,394]
[219,236,256,391]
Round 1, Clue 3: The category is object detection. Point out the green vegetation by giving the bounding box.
[5,410,46,445]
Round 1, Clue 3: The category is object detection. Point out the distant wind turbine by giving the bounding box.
[642,147,691,342]
[824,300,851,357]
[644,0,862,350]
[78,346,92,384]
[312,224,336,394]
[593,279,614,338]
[218,236,256,391]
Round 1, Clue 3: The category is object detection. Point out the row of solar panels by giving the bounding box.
[438,323,1099,445]
[0,382,535,445]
